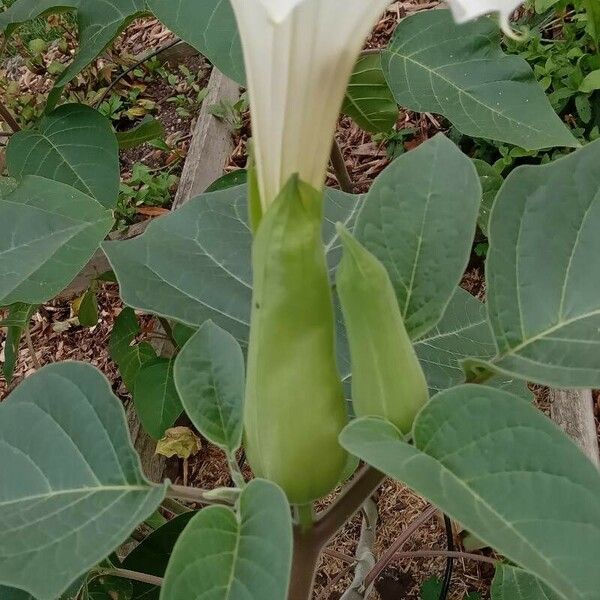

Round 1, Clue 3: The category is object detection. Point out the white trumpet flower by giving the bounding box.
[229,0,392,209]
[445,0,525,37]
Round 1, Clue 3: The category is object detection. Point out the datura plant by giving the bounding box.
[1,0,600,600]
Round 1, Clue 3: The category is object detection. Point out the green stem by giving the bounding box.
[226,452,246,488]
[167,484,234,505]
[330,138,354,194]
[295,504,314,533]
[103,568,163,587]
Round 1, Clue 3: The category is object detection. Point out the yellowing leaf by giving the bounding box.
[156,427,201,459]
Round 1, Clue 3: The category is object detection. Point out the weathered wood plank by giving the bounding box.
[550,389,599,468]
[173,68,239,208]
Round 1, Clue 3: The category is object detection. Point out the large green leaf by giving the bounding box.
[414,288,531,400]
[0,362,166,600]
[122,512,195,600]
[103,186,363,343]
[492,565,561,600]
[342,53,398,134]
[340,385,600,600]
[0,176,114,306]
[109,307,157,393]
[382,10,577,150]
[7,104,119,209]
[0,0,146,95]
[161,479,292,600]
[146,0,245,85]
[174,320,244,453]
[134,358,182,440]
[486,138,600,387]
[354,134,481,340]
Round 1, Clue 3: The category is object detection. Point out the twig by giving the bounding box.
[363,505,437,588]
[393,549,497,566]
[330,138,355,194]
[0,100,20,132]
[103,568,163,587]
[95,38,182,108]
[166,484,234,505]
[24,326,41,370]
[322,548,357,564]
[316,563,356,600]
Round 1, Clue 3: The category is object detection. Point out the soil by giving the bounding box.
[1,3,599,600]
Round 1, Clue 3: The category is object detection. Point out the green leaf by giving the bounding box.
[78,290,99,327]
[492,565,561,600]
[103,186,363,343]
[420,577,442,600]
[0,176,114,306]
[122,512,195,600]
[342,53,399,134]
[0,362,166,600]
[116,117,165,150]
[414,288,531,401]
[382,10,577,151]
[579,69,600,93]
[161,479,292,600]
[174,321,244,452]
[0,1,145,95]
[487,138,600,387]
[109,307,156,392]
[473,159,503,237]
[205,169,248,193]
[134,358,182,440]
[7,104,119,208]
[354,134,481,340]
[340,385,600,600]
[0,302,38,383]
[147,0,245,85]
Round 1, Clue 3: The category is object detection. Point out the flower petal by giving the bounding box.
[231,0,391,207]
[445,0,524,24]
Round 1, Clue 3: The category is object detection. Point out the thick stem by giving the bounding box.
[288,529,323,600]
[314,466,384,545]
[330,138,354,194]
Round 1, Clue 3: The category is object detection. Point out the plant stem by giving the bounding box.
[103,568,163,587]
[25,326,41,370]
[314,466,385,545]
[162,497,191,515]
[157,317,177,348]
[288,529,323,600]
[295,503,315,533]
[226,452,246,488]
[363,505,437,588]
[0,100,20,132]
[167,484,234,505]
[393,549,497,566]
[330,138,354,194]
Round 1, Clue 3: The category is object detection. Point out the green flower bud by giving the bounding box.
[244,177,348,504]
[336,226,429,434]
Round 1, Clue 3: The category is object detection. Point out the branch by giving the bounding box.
[104,568,163,587]
[314,466,385,545]
[0,100,20,132]
[330,138,354,194]
[166,484,236,505]
[363,505,437,588]
[95,38,182,108]
[392,549,497,566]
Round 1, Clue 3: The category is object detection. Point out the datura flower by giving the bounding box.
[229,0,392,209]
[445,0,525,37]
